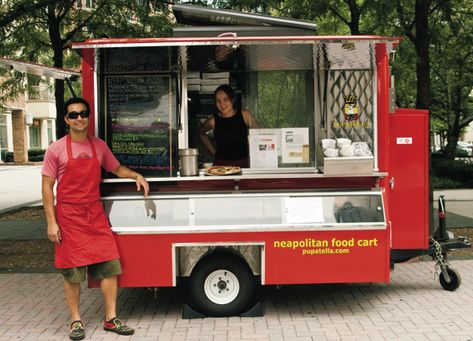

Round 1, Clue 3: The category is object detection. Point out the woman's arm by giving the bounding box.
[242,109,260,128]
[198,116,216,155]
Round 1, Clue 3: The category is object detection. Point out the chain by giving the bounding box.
[430,237,449,280]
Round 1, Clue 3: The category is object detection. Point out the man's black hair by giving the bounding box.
[64,97,90,116]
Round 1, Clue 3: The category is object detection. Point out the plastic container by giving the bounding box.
[179,148,199,176]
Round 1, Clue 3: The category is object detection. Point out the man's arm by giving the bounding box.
[112,166,149,197]
[42,175,61,244]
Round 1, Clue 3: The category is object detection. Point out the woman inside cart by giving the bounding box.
[199,84,259,168]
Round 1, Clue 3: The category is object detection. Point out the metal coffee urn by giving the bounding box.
[179,148,199,176]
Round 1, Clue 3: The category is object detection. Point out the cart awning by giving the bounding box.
[0,57,80,80]
[71,35,400,51]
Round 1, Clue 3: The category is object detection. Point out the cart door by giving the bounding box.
[388,108,429,249]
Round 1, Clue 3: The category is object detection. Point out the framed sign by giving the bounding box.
[104,74,177,177]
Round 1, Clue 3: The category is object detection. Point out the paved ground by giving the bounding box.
[1,166,473,340]
[0,260,472,340]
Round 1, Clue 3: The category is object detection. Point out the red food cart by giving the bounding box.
[70,4,469,317]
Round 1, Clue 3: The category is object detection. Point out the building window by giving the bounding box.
[0,115,7,161]
[29,120,41,149]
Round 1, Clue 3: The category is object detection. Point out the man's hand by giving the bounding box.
[113,166,150,197]
[136,174,149,197]
[47,223,61,244]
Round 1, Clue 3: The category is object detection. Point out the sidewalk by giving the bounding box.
[433,189,473,201]
[0,165,42,214]
[1,260,473,340]
[433,190,473,229]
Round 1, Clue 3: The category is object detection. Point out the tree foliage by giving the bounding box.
[429,0,473,157]
[207,0,473,158]
[0,0,173,137]
[1,0,473,154]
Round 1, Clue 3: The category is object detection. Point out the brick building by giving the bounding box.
[0,81,57,163]
[0,58,79,164]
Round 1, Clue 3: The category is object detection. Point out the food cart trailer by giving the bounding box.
[70,4,469,317]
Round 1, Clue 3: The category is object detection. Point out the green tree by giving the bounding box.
[1,0,173,138]
[429,0,473,158]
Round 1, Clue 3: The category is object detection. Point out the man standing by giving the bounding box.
[42,97,149,340]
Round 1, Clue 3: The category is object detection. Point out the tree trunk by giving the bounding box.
[47,5,67,139]
[346,0,361,35]
[54,79,66,138]
[446,126,460,159]
[415,0,430,109]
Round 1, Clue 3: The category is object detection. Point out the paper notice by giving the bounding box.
[281,128,310,163]
[286,197,324,223]
[249,129,279,168]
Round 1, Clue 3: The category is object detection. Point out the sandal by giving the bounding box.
[69,320,85,340]
[103,317,134,335]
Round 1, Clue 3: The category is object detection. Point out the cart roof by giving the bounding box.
[172,3,317,32]
[0,56,80,80]
[71,35,400,52]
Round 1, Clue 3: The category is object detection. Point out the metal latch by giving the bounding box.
[389,177,395,190]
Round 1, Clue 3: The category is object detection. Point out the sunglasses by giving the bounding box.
[67,110,90,119]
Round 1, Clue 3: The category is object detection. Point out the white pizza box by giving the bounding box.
[201,78,229,85]
[186,78,202,85]
[186,72,201,79]
[188,84,201,91]
[202,72,230,79]
[201,84,220,92]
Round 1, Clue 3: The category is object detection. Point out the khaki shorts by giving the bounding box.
[60,259,122,283]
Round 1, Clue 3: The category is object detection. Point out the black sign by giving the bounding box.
[105,75,177,177]
[105,47,171,73]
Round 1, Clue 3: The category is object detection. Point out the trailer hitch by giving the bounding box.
[430,237,451,283]
[428,194,471,291]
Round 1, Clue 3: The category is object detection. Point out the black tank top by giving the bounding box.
[214,110,249,160]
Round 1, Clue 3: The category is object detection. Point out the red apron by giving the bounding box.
[54,134,119,268]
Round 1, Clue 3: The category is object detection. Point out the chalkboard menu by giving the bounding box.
[105,47,172,73]
[105,75,177,177]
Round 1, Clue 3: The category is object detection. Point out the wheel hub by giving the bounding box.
[204,269,240,305]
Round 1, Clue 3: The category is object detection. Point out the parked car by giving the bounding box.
[432,144,470,158]
[457,141,473,156]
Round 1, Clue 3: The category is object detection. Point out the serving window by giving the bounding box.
[185,44,315,169]
[95,41,377,177]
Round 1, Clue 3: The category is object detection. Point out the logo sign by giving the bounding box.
[343,95,359,121]
[396,137,413,144]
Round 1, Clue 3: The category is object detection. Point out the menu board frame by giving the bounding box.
[103,73,178,177]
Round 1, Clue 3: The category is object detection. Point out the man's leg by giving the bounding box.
[64,281,81,322]
[101,275,134,335]
[100,276,117,321]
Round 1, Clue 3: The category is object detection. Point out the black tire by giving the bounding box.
[189,253,256,317]
[439,267,461,291]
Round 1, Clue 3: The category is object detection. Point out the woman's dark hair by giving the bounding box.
[64,97,90,116]
[214,84,235,104]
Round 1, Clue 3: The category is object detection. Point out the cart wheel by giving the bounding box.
[189,253,256,317]
[439,267,461,291]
